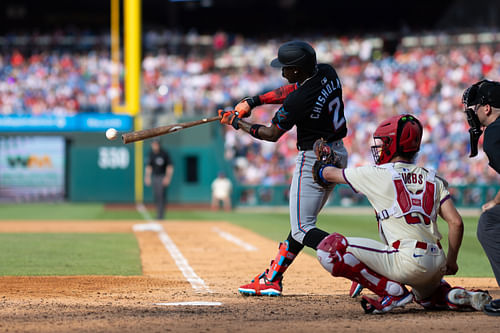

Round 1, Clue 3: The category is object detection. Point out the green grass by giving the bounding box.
[0,203,493,278]
[0,203,144,220]
[0,233,142,276]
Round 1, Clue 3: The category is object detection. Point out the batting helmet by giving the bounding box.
[270,40,317,71]
[371,114,423,165]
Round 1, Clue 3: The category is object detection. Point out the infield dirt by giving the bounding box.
[0,220,498,332]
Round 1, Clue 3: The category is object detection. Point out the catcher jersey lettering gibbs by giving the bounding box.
[272,64,347,150]
[343,162,450,245]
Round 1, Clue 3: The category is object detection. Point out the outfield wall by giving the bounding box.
[0,114,230,204]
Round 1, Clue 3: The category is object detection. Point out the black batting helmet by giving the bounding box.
[270,40,317,71]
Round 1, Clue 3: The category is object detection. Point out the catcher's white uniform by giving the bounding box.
[342,161,450,300]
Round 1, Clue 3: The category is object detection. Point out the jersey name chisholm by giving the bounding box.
[311,78,341,119]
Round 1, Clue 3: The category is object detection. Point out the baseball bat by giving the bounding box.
[121,115,222,144]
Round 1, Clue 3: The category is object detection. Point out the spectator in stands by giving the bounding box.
[1,30,500,190]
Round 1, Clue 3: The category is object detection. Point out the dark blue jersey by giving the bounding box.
[484,116,500,174]
[271,64,347,150]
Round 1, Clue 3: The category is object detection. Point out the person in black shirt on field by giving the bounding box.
[218,40,348,296]
[462,80,500,316]
[145,139,174,220]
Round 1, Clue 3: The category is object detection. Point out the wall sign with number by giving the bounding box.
[97,147,130,169]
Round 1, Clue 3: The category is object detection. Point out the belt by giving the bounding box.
[392,240,442,250]
[298,138,343,151]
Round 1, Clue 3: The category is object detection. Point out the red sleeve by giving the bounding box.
[258,84,298,104]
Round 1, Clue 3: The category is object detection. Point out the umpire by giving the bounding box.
[462,80,500,315]
[144,139,174,220]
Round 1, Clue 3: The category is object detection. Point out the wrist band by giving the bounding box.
[231,117,240,130]
[250,124,263,139]
[319,164,333,184]
[245,96,261,108]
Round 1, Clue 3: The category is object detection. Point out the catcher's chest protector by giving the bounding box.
[376,164,438,223]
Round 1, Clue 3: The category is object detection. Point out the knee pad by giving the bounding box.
[318,244,405,298]
[316,233,348,275]
[317,232,348,254]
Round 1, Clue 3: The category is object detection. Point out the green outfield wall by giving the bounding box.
[0,119,230,204]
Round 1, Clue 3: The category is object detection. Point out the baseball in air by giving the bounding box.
[106,128,118,140]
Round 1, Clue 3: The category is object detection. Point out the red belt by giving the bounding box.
[392,240,442,250]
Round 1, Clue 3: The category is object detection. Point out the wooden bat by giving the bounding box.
[121,115,222,144]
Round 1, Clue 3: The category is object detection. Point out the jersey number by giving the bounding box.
[404,212,431,225]
[328,97,345,130]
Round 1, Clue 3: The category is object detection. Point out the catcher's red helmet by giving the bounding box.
[371,114,423,165]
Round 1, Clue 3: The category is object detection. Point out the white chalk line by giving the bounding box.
[154,301,222,306]
[212,227,257,252]
[134,203,212,294]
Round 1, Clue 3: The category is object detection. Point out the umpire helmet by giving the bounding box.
[270,41,317,72]
[462,79,500,108]
[371,114,423,165]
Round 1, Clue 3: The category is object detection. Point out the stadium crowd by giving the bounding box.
[1,30,499,187]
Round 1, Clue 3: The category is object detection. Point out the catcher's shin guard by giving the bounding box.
[416,280,452,310]
[317,233,405,298]
[266,240,297,281]
[418,280,492,311]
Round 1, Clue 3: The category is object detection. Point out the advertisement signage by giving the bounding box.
[0,136,66,202]
[0,113,133,132]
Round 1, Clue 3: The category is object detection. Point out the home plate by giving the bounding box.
[154,301,222,306]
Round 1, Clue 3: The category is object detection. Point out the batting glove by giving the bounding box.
[218,109,240,130]
[235,96,259,118]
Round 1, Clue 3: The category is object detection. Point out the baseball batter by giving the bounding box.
[314,114,491,314]
[218,40,348,296]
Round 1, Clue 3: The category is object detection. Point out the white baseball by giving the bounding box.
[106,128,118,140]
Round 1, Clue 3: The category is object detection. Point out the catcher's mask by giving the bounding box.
[371,114,423,165]
[270,40,317,73]
[462,80,500,157]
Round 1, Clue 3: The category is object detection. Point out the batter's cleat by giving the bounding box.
[349,282,363,298]
[447,288,492,311]
[238,271,282,296]
[361,288,413,314]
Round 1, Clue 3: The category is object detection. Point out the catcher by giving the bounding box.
[312,114,491,314]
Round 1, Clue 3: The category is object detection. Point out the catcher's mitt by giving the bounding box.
[312,138,342,188]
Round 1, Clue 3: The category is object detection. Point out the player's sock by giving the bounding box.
[303,228,330,249]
